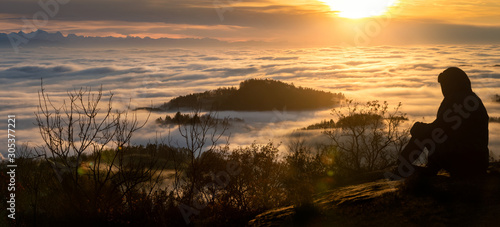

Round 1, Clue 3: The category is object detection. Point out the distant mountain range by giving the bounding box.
[0,29,268,49]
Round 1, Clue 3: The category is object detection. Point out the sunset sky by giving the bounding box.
[1,0,500,45]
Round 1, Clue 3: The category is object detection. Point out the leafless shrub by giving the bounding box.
[323,100,410,175]
[34,82,171,222]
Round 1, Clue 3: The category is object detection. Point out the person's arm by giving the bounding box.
[410,121,433,139]
[412,97,456,140]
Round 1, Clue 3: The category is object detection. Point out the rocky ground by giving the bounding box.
[249,163,500,226]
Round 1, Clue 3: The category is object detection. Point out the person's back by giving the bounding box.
[397,67,489,178]
[432,67,489,177]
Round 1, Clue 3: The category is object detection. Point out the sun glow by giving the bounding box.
[321,0,399,19]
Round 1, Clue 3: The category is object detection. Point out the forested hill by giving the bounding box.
[161,79,345,111]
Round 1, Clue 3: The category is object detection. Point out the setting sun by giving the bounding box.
[321,0,399,19]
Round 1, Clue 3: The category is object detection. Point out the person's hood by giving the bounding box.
[438,67,473,98]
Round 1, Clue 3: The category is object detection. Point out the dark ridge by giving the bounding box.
[490,116,500,123]
[160,79,345,111]
[155,111,243,126]
[494,94,500,102]
[301,114,409,130]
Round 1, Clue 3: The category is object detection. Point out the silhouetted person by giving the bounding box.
[396,67,489,179]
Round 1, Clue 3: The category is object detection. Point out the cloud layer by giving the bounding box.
[0,45,499,159]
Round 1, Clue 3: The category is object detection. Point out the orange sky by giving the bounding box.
[1,0,500,45]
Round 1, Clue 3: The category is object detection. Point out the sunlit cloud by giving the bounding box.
[0,45,499,158]
[1,0,500,45]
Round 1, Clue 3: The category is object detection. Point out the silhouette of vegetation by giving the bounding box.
[490,116,500,123]
[301,119,336,130]
[301,114,408,130]
[323,100,411,175]
[3,85,494,227]
[489,95,500,122]
[161,79,344,111]
[282,135,334,206]
[155,111,243,126]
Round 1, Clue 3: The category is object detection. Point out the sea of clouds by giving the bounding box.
[0,45,499,159]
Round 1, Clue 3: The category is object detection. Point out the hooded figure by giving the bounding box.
[396,67,489,178]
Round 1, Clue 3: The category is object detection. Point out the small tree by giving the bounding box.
[323,100,410,175]
[35,83,169,223]
[224,142,286,211]
[171,107,230,205]
[282,135,324,205]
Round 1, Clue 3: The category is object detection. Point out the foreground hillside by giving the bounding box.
[249,164,500,226]
[161,79,345,111]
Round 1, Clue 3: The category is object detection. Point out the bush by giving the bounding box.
[323,100,410,176]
